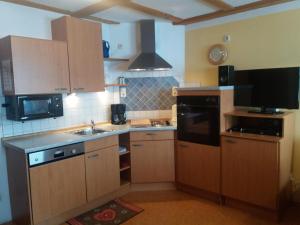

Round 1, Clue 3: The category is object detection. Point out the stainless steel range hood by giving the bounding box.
[128,20,172,71]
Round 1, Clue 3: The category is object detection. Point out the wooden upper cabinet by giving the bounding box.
[0,36,70,95]
[51,16,105,92]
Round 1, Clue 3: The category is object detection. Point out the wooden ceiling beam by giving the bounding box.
[120,1,183,23]
[174,0,296,25]
[201,0,233,11]
[0,0,119,24]
[71,0,129,18]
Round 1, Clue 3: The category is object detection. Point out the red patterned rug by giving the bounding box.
[67,198,143,225]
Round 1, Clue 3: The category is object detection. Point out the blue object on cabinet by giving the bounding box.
[102,40,110,58]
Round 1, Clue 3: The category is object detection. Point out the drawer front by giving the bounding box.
[85,135,119,153]
[130,131,174,141]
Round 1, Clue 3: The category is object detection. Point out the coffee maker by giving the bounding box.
[111,104,126,125]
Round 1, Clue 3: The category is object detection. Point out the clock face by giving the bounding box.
[208,44,228,65]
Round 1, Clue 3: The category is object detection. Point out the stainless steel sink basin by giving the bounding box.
[71,128,108,136]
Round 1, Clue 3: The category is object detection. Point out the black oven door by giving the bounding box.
[177,96,220,146]
[18,96,55,120]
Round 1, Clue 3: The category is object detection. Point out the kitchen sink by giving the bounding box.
[71,128,109,136]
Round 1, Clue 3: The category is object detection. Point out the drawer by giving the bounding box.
[130,131,174,141]
[85,135,119,153]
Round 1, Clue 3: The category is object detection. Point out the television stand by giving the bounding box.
[248,108,284,115]
[222,110,295,219]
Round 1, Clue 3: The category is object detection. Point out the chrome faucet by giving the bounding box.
[90,120,96,130]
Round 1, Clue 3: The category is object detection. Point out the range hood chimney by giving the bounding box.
[128,20,172,71]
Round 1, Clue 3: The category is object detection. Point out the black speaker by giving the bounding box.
[218,65,234,86]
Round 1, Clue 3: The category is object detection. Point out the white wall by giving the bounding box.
[0,2,185,223]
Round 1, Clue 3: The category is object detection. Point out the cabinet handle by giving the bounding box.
[225,139,236,144]
[54,88,68,91]
[73,87,85,91]
[179,144,188,148]
[88,153,99,159]
[146,133,155,136]
[132,144,143,147]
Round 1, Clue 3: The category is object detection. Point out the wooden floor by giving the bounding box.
[120,190,300,225]
[6,190,300,225]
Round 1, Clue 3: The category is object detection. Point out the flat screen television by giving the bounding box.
[234,67,300,113]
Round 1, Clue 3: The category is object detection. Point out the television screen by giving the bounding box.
[234,67,300,109]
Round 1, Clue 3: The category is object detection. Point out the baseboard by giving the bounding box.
[224,197,279,222]
[130,182,176,192]
[176,182,221,204]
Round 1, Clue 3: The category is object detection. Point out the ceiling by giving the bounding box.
[5,0,296,24]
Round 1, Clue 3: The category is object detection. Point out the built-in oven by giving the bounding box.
[177,96,220,146]
[5,94,63,121]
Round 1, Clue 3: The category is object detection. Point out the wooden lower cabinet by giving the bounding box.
[29,155,86,225]
[85,146,120,202]
[131,140,175,183]
[221,136,279,209]
[176,141,220,194]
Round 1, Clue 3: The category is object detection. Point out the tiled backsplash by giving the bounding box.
[120,76,179,111]
[0,92,113,137]
[0,68,179,138]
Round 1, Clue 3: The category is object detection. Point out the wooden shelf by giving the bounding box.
[120,180,130,186]
[221,131,282,143]
[119,151,130,156]
[120,166,131,172]
[224,110,291,119]
[104,58,129,62]
[105,84,128,87]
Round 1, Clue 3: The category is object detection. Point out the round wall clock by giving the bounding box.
[208,44,228,65]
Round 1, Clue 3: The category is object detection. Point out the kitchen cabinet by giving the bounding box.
[176,141,220,194]
[85,146,120,202]
[51,16,104,92]
[130,131,175,183]
[0,36,69,95]
[221,111,295,214]
[221,136,279,209]
[29,155,86,225]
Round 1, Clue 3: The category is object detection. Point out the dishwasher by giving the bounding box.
[28,143,87,224]
[28,142,84,167]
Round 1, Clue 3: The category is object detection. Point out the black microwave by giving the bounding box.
[5,94,63,121]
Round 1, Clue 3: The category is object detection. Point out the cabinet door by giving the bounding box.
[85,146,120,202]
[0,36,70,95]
[131,140,175,183]
[221,137,279,209]
[176,141,220,193]
[52,16,104,92]
[30,155,86,225]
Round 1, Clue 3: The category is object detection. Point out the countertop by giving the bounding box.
[2,123,176,154]
[175,86,234,91]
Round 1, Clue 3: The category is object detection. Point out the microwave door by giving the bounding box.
[19,97,52,120]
